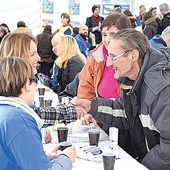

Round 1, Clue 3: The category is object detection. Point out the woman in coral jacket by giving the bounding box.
[78,13,132,100]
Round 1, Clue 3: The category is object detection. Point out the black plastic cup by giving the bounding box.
[57,127,68,143]
[102,152,116,170]
[44,100,52,107]
[38,87,45,96]
[39,96,44,107]
[59,141,72,151]
[88,129,100,146]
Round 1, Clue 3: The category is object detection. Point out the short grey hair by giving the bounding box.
[111,28,150,60]
[159,3,169,11]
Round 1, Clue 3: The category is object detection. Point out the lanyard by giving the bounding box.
[78,34,88,49]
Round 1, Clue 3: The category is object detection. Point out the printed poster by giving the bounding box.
[42,0,54,14]
[69,0,80,15]
[101,0,132,15]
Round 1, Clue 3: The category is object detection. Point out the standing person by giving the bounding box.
[136,5,146,26]
[72,28,170,170]
[75,24,96,58]
[159,3,170,33]
[123,9,137,28]
[142,12,158,40]
[149,7,157,17]
[0,57,76,170]
[52,35,86,94]
[85,5,104,44]
[13,20,33,36]
[0,23,10,33]
[149,7,162,34]
[0,26,7,43]
[37,25,56,77]
[136,5,146,28]
[58,13,73,35]
[112,5,122,14]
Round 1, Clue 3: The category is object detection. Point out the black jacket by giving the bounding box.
[55,56,84,94]
[89,47,170,170]
[37,30,56,63]
[85,16,104,44]
[143,18,158,40]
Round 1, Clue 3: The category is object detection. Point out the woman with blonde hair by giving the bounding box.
[0,33,40,75]
[0,32,82,131]
[52,35,86,93]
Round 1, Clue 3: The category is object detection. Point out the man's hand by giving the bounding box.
[89,32,95,40]
[71,97,91,112]
[75,105,87,118]
[93,26,99,31]
[80,114,98,126]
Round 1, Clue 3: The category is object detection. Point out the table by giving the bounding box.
[43,136,149,170]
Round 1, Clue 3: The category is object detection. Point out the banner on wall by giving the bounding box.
[42,0,54,14]
[69,0,80,15]
[101,0,132,15]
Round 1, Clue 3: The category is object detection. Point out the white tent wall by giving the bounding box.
[0,0,170,36]
[0,0,41,36]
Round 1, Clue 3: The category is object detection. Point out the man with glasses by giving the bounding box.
[71,28,170,169]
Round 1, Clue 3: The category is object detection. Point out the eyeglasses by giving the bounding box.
[29,77,38,86]
[107,51,130,61]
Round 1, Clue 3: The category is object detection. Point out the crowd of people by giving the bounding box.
[1,2,170,170]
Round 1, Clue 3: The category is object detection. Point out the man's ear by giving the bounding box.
[166,38,170,47]
[131,49,139,62]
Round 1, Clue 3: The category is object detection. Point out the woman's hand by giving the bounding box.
[44,129,52,143]
[62,146,77,163]
[46,145,60,160]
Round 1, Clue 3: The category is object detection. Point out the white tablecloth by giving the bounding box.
[43,140,148,170]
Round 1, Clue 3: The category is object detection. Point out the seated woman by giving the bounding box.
[0,57,76,169]
[0,33,79,130]
[52,35,86,94]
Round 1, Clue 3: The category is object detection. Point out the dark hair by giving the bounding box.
[100,13,132,31]
[73,27,79,34]
[17,21,26,28]
[92,5,100,13]
[142,12,153,22]
[114,5,122,9]
[123,10,133,16]
[0,23,10,32]
[111,28,150,60]
[44,25,52,32]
